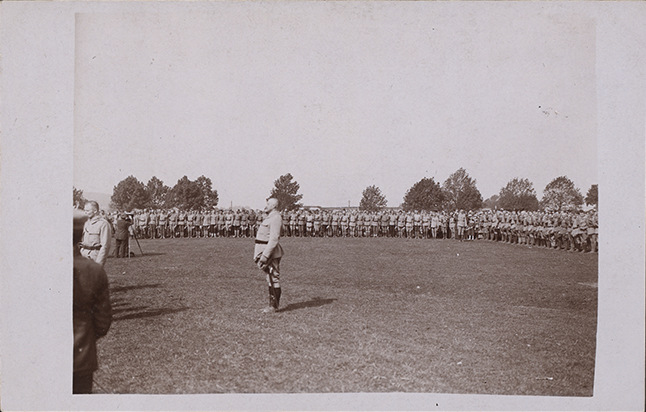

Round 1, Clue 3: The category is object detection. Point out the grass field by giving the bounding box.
[93,236,597,396]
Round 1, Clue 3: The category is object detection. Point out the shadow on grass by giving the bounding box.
[111,283,161,293]
[278,297,336,313]
[124,252,166,257]
[113,307,190,321]
[112,305,149,315]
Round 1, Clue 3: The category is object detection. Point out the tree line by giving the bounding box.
[75,175,219,212]
[397,171,597,213]
[361,169,596,213]
[73,169,597,213]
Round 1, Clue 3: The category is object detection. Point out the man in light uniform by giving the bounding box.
[457,210,467,241]
[169,209,178,238]
[138,209,149,238]
[158,209,168,238]
[80,201,112,266]
[178,210,187,238]
[587,209,598,253]
[430,212,439,239]
[254,198,285,313]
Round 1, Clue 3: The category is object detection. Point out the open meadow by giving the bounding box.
[94,236,598,396]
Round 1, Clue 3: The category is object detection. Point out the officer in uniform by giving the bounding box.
[414,212,423,238]
[169,209,179,238]
[254,198,284,313]
[389,211,396,237]
[225,210,233,237]
[73,209,112,393]
[380,212,389,237]
[587,210,598,253]
[248,210,257,238]
[349,211,357,237]
[186,211,195,237]
[79,201,112,266]
[331,211,340,237]
[138,209,149,238]
[298,211,306,237]
[233,210,241,237]
[313,210,321,237]
[457,210,467,241]
[218,210,226,237]
[240,211,249,238]
[158,209,168,238]
[306,210,314,237]
[178,210,187,238]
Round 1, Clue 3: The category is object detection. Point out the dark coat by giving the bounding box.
[115,217,131,241]
[73,251,112,374]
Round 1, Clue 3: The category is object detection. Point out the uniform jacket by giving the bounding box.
[81,216,112,266]
[73,250,112,374]
[254,210,284,260]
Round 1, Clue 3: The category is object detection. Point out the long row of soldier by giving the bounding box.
[118,208,598,253]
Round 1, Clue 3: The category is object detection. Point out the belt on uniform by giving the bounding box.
[255,239,268,244]
[80,244,102,250]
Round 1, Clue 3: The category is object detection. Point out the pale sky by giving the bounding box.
[74,3,597,210]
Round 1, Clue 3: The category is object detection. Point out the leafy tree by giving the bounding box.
[270,173,303,211]
[359,185,387,212]
[402,177,444,211]
[111,176,150,211]
[166,176,205,211]
[483,194,499,210]
[73,187,86,209]
[442,168,483,211]
[541,176,583,212]
[498,177,539,211]
[146,176,170,209]
[195,175,219,208]
[585,184,598,207]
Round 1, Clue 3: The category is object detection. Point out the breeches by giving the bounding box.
[262,257,281,288]
[80,248,98,262]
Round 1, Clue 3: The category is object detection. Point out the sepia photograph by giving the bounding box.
[72,4,599,396]
[0,1,644,411]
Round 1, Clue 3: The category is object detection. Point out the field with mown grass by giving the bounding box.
[93,236,597,395]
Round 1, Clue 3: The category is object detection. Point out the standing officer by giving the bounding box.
[80,201,112,266]
[73,209,112,393]
[254,198,284,313]
[148,210,158,239]
[457,210,467,241]
[169,209,179,238]
[138,209,149,238]
[158,209,168,238]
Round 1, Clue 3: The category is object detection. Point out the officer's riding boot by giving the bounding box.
[266,287,277,312]
[274,287,281,309]
[269,287,275,306]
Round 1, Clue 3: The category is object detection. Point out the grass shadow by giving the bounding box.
[112,305,149,315]
[122,252,166,257]
[113,307,190,321]
[111,283,161,293]
[278,297,336,313]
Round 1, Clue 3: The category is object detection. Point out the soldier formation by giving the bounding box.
[110,207,598,254]
[112,208,262,240]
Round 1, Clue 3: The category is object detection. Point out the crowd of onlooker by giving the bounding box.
[106,207,598,253]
